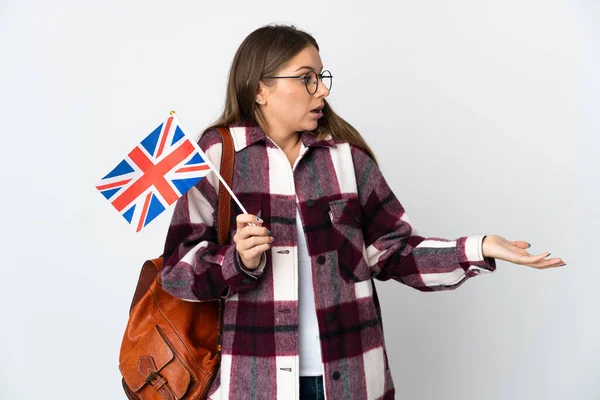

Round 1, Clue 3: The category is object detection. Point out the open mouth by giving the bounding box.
[311,107,323,114]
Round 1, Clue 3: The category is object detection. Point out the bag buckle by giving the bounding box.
[144,370,167,390]
[145,371,158,385]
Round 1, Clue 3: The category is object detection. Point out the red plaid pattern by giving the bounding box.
[161,122,496,400]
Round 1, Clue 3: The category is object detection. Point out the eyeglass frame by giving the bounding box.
[260,70,333,95]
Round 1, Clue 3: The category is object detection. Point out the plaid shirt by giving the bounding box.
[161,122,497,400]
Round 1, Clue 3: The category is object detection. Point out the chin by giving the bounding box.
[302,121,319,132]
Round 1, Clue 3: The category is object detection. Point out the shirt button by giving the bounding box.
[326,312,336,323]
[332,371,340,380]
[317,255,326,264]
[242,278,252,285]
[307,199,315,208]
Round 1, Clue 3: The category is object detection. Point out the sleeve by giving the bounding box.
[351,145,496,292]
[160,128,267,301]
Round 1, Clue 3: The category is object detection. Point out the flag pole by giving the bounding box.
[170,111,250,217]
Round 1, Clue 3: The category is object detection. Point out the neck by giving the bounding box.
[260,120,301,153]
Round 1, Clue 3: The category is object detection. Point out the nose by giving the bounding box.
[315,77,330,98]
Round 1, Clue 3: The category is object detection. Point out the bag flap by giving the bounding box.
[119,325,189,394]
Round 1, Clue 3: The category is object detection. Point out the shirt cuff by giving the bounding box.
[462,234,497,274]
[240,251,267,276]
[220,246,267,295]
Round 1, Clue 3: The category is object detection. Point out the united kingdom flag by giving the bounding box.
[96,113,213,232]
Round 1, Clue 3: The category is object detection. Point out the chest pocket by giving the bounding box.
[328,197,372,283]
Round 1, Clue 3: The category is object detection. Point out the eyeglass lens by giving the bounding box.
[306,71,332,94]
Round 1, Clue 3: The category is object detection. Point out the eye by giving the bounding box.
[300,75,311,84]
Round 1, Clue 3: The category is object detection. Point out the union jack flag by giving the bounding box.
[96,113,213,232]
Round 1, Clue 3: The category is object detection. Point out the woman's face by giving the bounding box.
[257,45,330,135]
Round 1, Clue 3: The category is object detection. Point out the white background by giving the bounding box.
[1,1,598,399]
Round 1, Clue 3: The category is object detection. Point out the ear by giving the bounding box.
[256,80,270,105]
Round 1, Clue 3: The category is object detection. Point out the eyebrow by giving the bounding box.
[294,65,324,73]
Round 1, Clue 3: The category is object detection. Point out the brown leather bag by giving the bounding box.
[119,127,235,400]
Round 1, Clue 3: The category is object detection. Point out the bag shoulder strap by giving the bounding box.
[215,127,235,245]
[214,127,234,354]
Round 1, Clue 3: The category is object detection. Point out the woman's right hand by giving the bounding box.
[233,213,274,270]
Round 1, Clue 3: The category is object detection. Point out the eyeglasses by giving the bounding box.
[262,70,333,95]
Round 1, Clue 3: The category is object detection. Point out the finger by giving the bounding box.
[527,261,565,269]
[511,251,551,265]
[239,243,272,266]
[236,226,271,240]
[236,235,274,252]
[524,251,552,262]
[509,240,531,249]
[246,243,272,259]
[527,256,565,269]
[236,213,262,230]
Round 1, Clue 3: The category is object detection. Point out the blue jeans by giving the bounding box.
[300,376,324,400]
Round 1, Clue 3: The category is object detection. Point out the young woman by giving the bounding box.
[161,24,565,400]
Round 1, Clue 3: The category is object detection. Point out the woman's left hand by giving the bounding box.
[482,235,566,269]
